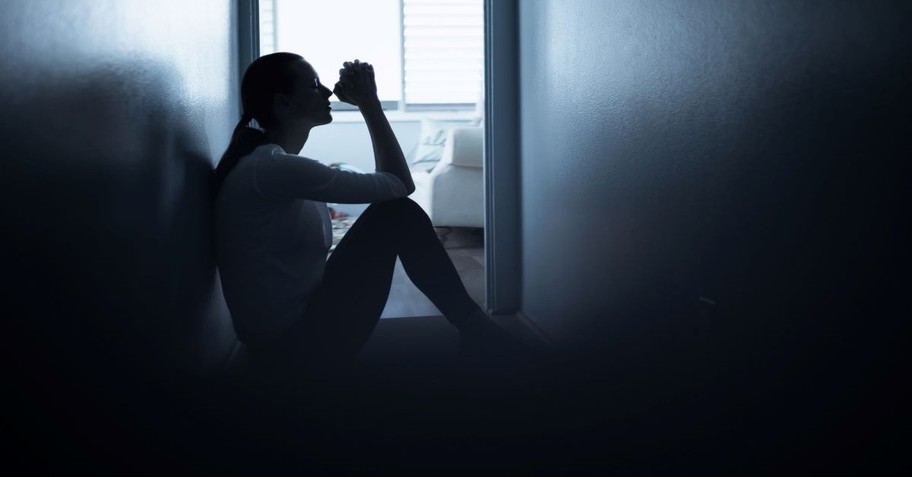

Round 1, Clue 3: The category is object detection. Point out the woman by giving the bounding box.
[213,53,524,377]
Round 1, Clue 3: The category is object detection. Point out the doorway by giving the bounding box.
[248,0,491,318]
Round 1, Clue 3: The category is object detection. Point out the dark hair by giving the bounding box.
[211,52,305,196]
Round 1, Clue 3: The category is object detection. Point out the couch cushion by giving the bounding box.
[445,127,484,168]
[410,118,481,172]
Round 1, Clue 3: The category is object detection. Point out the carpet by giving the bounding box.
[330,216,356,252]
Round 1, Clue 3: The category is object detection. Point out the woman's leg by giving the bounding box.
[298,198,485,366]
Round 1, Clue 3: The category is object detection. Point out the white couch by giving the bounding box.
[410,126,484,228]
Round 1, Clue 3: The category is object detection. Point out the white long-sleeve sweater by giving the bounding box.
[215,143,408,344]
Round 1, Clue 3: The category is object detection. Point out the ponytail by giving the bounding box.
[211,52,304,200]
[211,113,266,198]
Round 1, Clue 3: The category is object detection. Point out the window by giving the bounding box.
[259,0,483,112]
[401,0,484,109]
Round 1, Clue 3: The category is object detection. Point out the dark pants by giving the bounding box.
[246,197,480,376]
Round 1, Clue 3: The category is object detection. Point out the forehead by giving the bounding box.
[290,60,319,82]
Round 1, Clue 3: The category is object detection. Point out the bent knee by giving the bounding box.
[366,197,422,215]
[362,197,431,225]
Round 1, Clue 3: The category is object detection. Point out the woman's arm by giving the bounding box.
[360,99,415,194]
[334,60,415,194]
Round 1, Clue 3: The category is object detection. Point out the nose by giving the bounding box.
[321,85,333,99]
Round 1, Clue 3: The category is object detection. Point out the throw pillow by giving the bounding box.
[410,118,481,173]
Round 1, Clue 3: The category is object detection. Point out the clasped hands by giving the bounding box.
[333,59,378,107]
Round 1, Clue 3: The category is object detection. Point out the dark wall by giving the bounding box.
[518,0,908,469]
[1,0,238,419]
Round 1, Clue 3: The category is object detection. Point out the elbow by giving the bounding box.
[401,177,416,196]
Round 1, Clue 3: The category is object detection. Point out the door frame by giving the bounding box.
[483,0,521,314]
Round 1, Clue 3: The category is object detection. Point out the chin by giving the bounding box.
[309,116,332,127]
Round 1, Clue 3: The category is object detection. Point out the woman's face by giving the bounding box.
[284,60,334,127]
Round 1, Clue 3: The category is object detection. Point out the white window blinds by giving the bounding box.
[259,0,484,110]
[402,0,484,108]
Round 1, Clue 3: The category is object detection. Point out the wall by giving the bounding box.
[518,0,908,467]
[1,0,238,403]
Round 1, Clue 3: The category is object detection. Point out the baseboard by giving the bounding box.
[489,310,560,352]
[512,311,560,352]
[220,339,244,375]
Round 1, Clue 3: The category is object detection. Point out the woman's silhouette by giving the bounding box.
[213,53,523,377]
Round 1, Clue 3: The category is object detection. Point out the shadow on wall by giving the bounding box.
[0,59,233,390]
